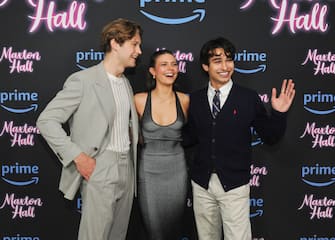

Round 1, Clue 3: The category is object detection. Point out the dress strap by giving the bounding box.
[175,92,185,123]
[142,91,152,119]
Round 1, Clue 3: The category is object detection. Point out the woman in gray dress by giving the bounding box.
[134,49,190,240]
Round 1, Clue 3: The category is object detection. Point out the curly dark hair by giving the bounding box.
[200,37,236,66]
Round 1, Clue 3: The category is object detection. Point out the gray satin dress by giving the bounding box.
[138,91,188,240]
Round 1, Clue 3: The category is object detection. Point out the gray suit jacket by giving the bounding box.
[37,62,138,200]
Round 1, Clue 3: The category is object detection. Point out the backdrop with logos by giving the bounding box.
[1,1,334,240]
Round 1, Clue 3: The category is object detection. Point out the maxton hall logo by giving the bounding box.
[156,48,194,74]
[0,0,87,33]
[139,0,206,25]
[174,49,194,73]
[0,193,43,219]
[0,121,40,147]
[240,0,329,35]
[234,50,267,74]
[300,122,335,148]
[302,49,335,76]
[0,47,41,74]
[250,164,268,187]
[298,194,334,220]
[258,94,269,104]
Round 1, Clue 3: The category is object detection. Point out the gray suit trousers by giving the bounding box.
[78,150,134,240]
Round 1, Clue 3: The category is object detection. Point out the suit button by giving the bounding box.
[94,147,98,151]
[211,155,216,159]
[212,121,216,126]
[212,138,216,143]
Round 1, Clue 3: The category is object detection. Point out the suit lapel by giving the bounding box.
[124,77,138,155]
[93,62,116,128]
[93,62,138,157]
[124,76,139,195]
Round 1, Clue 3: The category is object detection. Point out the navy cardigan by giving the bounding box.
[183,83,287,191]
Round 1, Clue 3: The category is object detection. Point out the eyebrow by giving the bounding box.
[210,54,224,60]
[212,53,233,59]
[159,60,177,63]
[131,38,141,43]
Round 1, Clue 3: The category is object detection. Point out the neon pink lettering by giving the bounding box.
[271,1,328,35]
[0,0,9,7]
[28,0,87,33]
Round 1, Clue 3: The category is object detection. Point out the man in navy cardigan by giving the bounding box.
[184,37,295,240]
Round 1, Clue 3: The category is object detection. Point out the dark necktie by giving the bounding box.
[212,90,221,118]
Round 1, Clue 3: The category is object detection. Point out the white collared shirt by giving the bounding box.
[207,79,233,111]
[106,72,130,152]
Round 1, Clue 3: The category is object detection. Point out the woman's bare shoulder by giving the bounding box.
[134,92,148,103]
[176,91,190,105]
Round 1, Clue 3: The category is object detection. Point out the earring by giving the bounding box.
[153,75,156,79]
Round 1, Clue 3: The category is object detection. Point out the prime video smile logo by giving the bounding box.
[2,234,40,240]
[302,164,335,187]
[139,0,206,25]
[76,49,104,70]
[234,50,267,74]
[251,127,263,146]
[1,163,39,186]
[0,90,38,114]
[303,92,335,115]
[250,198,264,218]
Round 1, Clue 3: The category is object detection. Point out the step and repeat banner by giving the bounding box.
[1,1,334,240]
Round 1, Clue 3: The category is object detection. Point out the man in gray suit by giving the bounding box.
[37,18,142,240]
